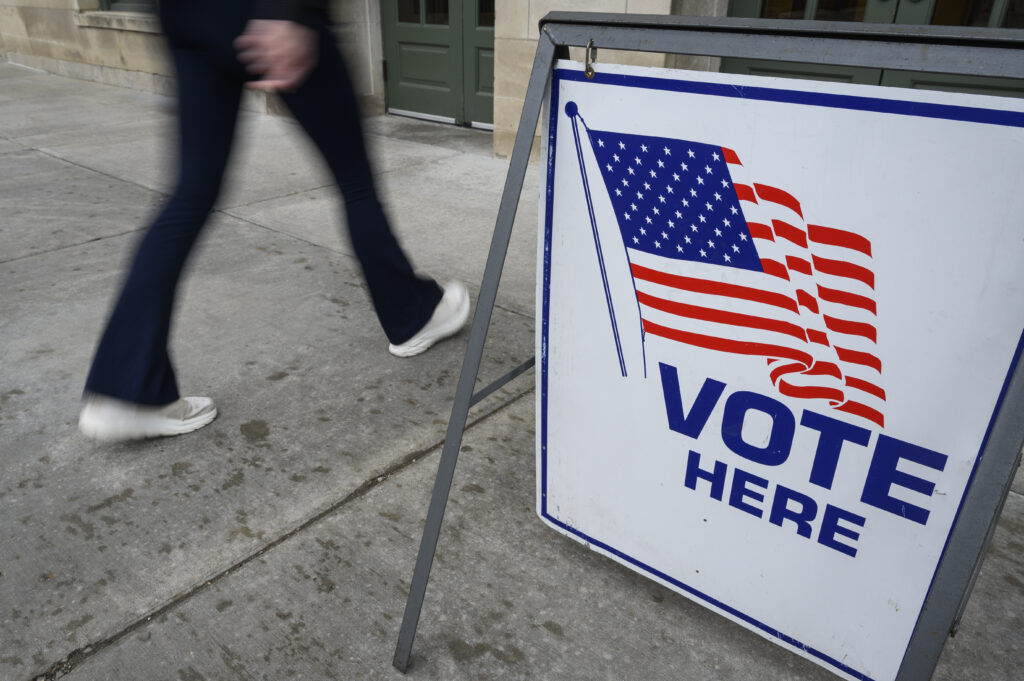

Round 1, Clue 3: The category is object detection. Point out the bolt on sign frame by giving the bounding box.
[393,12,1024,680]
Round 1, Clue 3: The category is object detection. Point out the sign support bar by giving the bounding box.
[392,31,560,673]
[392,13,1024,678]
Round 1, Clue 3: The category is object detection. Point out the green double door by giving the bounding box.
[380,0,495,127]
[725,0,1024,97]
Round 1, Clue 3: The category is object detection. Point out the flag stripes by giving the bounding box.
[583,122,885,427]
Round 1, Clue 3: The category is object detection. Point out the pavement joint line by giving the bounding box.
[219,209,361,259]
[493,301,534,321]
[1,204,536,323]
[24,132,456,215]
[364,132,465,162]
[219,182,336,214]
[27,146,172,198]
[0,229,142,266]
[217,211,540,323]
[25,383,536,681]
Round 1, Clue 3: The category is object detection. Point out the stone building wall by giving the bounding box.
[0,0,386,114]
[0,1,728,153]
[492,0,728,158]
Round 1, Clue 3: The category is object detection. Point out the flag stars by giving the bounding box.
[624,213,631,221]
[666,186,674,194]
[685,235,692,244]
[681,163,688,172]
[675,210,683,218]
[619,141,626,150]
[690,188,698,197]
[634,156,642,165]
[658,195,666,204]
[708,240,716,248]
[614,188,622,196]
[622,179,629,187]
[723,218,731,227]
[690,224,698,232]
[705,202,713,211]
[732,244,740,253]
[700,249,707,258]
[668,219,675,228]
[641,144,648,152]
[654,241,661,249]
[673,173,681,181]
[598,139,605,147]
[676,244,683,253]
[633,236,639,244]
[606,164,613,172]
[663,146,671,155]
[705,165,713,174]
[714,228,722,237]
[699,215,707,223]
[613,154,620,163]
[637,191,644,200]
[730,206,739,215]
[714,192,722,201]
[687,149,695,158]
[657,159,665,168]
[740,233,748,241]
[645,216,653,225]
[631,203,638,211]
[639,227,647,235]
[661,231,668,239]
[682,199,689,208]
[724,254,732,263]
[644,182,652,190]
[628,167,635,176]
[712,151,720,161]
[721,179,730,188]
[649,169,657,178]
[696,176,705,185]
[652,207,660,216]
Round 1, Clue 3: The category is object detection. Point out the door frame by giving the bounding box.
[380,0,494,127]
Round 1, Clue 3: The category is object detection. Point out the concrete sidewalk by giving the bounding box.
[0,61,1021,681]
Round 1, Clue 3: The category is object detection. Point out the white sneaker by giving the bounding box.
[79,395,218,441]
[388,281,470,358]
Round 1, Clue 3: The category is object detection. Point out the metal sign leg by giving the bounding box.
[392,30,559,673]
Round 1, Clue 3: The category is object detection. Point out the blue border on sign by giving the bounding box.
[539,66,1024,681]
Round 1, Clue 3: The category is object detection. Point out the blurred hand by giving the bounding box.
[235,19,318,92]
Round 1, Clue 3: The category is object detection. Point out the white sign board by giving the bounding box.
[537,61,1024,681]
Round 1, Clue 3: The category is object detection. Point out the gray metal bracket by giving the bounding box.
[391,28,560,674]
[393,13,1024,679]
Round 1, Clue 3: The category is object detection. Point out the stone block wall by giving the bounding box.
[493,0,728,158]
[0,0,386,114]
[0,1,729,152]
[0,1,174,94]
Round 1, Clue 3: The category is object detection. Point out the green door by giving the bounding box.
[463,0,495,126]
[380,0,494,127]
[723,0,1024,96]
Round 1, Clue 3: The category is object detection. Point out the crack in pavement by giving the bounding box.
[0,230,142,266]
[25,383,535,681]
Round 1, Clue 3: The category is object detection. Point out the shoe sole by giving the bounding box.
[79,406,218,442]
[389,288,471,358]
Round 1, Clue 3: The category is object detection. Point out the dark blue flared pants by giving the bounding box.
[84,1,442,406]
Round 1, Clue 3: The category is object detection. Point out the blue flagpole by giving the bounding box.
[566,101,627,377]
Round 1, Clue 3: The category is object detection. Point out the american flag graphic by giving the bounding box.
[581,123,885,428]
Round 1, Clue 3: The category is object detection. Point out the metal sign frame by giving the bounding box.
[393,13,1024,679]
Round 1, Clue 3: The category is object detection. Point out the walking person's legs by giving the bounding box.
[80,45,244,439]
[82,7,471,441]
[276,24,469,355]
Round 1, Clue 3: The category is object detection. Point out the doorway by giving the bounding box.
[380,0,495,127]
